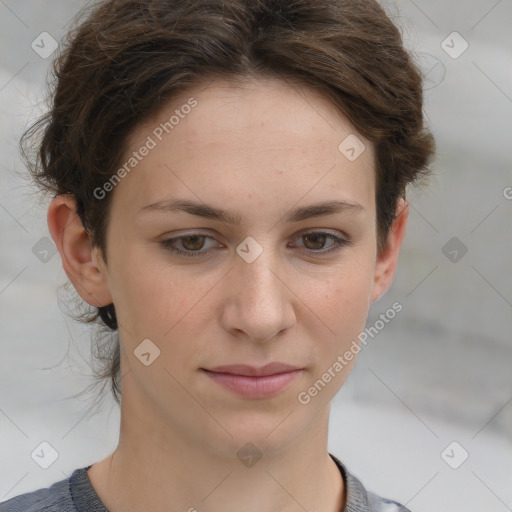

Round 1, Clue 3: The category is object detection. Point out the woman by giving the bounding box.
[1,0,435,510]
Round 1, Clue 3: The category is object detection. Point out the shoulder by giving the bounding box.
[367,490,412,512]
[0,471,77,512]
[329,453,412,512]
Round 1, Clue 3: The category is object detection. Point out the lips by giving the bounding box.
[203,362,302,377]
[201,363,304,398]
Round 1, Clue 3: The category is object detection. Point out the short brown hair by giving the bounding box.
[21,0,435,404]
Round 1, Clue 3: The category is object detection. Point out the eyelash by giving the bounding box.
[159,231,351,258]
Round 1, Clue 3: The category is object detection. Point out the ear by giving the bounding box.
[47,194,113,307]
[369,197,409,303]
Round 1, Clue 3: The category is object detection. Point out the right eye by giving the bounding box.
[159,233,220,258]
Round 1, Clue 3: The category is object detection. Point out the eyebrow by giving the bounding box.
[138,198,365,224]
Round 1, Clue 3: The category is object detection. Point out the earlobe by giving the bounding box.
[47,194,113,307]
[369,198,409,304]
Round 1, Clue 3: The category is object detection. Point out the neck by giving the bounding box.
[87,374,345,512]
[88,360,346,512]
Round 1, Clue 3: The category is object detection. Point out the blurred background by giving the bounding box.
[0,1,511,511]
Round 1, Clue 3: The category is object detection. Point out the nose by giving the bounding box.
[220,243,296,343]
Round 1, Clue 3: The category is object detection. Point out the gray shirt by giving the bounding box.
[0,454,411,511]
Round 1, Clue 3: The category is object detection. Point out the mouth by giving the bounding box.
[200,363,304,398]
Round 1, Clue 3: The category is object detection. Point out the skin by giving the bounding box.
[47,77,408,512]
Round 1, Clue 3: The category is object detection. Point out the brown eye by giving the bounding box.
[302,232,328,250]
[160,231,350,259]
[293,231,351,256]
[160,233,218,257]
[180,235,206,251]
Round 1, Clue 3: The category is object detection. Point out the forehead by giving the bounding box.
[112,77,376,219]
[143,77,366,154]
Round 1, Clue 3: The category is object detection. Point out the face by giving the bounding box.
[52,77,407,459]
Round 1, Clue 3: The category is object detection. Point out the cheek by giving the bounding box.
[300,254,374,349]
[107,250,222,373]
[320,287,370,348]
[107,230,375,355]
[106,244,200,337]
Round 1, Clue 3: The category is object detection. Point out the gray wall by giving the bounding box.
[1,1,511,511]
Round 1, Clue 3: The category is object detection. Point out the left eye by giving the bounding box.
[294,231,348,254]
[159,231,350,258]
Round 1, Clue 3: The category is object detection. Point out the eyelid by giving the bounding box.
[159,227,347,241]
[158,228,351,258]
[295,227,349,239]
